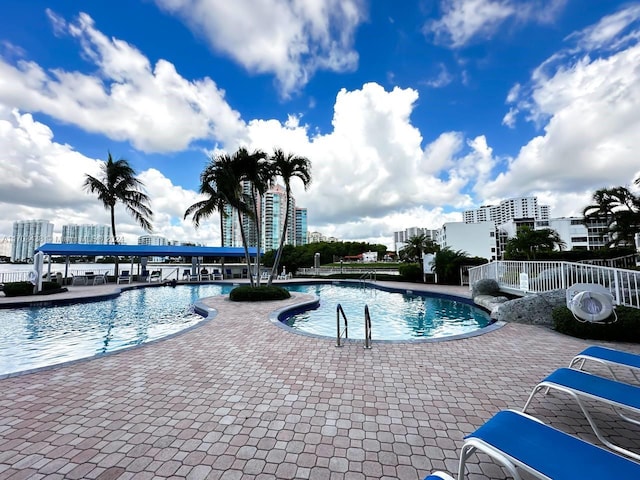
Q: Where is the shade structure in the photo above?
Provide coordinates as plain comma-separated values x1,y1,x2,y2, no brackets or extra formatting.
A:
35,243,258,258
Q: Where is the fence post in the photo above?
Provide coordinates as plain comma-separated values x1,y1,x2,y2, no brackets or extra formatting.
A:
560,262,566,290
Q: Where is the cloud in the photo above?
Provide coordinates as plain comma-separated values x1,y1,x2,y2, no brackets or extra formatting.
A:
0,107,218,245
153,0,366,97
0,11,247,153
240,83,481,233
425,0,567,48
422,63,453,88
485,6,640,210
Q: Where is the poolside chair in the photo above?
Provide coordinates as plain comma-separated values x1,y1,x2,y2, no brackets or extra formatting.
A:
523,367,640,460
149,270,162,283
117,270,132,284
200,269,210,281
139,269,150,282
570,345,640,384
458,409,640,480
182,269,190,281
92,273,107,285
211,269,223,280
225,268,233,279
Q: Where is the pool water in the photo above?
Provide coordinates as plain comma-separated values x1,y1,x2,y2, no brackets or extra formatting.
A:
0,283,490,377
282,284,491,340
0,285,232,377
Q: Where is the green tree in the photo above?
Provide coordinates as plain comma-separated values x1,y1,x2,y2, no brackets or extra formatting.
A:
234,147,271,286
84,153,153,274
431,247,469,284
183,156,230,245
503,226,566,260
399,234,439,263
583,187,640,247
267,149,312,285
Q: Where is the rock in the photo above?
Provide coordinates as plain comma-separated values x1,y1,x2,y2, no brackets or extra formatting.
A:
493,289,566,326
471,279,500,297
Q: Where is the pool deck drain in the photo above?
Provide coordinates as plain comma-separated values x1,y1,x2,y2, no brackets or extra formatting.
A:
1,280,639,479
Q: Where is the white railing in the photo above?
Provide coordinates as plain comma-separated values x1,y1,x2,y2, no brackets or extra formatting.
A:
469,260,640,309
297,267,399,277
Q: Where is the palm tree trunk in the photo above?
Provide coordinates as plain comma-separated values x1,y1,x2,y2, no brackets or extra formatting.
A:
251,188,262,287
219,211,225,275
110,205,120,277
269,186,291,286
237,210,254,287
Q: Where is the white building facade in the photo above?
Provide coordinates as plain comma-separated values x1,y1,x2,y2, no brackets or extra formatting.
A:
61,224,111,244
436,222,497,261
11,220,54,262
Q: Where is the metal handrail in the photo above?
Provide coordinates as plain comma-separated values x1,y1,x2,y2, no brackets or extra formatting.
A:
359,270,377,285
364,305,372,349
336,304,348,347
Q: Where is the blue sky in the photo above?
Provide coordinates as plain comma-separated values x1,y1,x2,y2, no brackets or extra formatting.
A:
1,0,639,250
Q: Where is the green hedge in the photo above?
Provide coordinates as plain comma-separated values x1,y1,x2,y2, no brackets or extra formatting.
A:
2,281,61,297
398,263,423,282
229,285,291,302
552,306,640,343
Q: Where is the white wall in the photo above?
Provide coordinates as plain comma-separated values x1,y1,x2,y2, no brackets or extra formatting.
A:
438,221,497,260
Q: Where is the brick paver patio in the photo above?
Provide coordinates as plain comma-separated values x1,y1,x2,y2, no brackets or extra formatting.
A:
1,281,639,479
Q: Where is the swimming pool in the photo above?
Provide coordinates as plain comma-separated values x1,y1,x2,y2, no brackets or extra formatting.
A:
0,282,491,377
280,283,491,341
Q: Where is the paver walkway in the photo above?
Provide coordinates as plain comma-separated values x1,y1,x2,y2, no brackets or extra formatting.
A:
1,282,639,479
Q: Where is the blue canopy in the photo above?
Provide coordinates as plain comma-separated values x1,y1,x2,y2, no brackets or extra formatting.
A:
35,243,258,258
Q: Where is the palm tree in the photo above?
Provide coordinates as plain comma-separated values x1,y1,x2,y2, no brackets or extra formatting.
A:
583,187,640,247
503,226,566,259
267,149,311,285
234,147,271,286
399,234,439,264
84,153,153,274
184,156,231,245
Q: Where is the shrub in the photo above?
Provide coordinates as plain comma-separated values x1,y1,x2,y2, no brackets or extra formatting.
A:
2,281,35,297
229,285,291,302
398,263,422,283
552,305,640,343
2,281,64,297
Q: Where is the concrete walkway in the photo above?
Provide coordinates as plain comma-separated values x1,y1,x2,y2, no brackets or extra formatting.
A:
1,281,639,479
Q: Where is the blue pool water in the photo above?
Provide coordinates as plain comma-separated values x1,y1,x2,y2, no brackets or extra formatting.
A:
282,284,491,340
0,283,490,376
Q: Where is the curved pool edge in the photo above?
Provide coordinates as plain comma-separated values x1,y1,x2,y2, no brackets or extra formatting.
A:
268,282,505,343
0,298,218,381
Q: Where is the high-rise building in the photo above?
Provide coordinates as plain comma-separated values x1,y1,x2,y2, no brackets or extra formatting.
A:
295,208,308,246
61,224,111,244
11,220,54,262
138,234,168,246
223,181,306,250
463,197,549,225
393,227,439,253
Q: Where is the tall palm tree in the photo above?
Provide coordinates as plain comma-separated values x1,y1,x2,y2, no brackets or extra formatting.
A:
84,153,153,274
234,147,271,286
399,234,439,264
184,156,231,245
267,149,311,285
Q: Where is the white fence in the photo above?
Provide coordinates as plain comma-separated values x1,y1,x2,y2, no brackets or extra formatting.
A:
468,260,640,309
297,267,399,277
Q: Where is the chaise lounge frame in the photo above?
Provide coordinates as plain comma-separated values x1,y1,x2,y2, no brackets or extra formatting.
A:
570,345,640,384
523,367,640,460
458,409,640,480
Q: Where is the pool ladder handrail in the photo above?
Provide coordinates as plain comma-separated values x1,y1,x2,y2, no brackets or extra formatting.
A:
336,303,372,349
336,304,348,347
359,270,376,286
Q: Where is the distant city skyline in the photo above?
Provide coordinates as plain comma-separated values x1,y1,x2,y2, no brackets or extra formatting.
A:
1,2,639,251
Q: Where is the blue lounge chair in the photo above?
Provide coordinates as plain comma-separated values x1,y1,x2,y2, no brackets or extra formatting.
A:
458,409,640,480
571,345,640,383
523,367,640,460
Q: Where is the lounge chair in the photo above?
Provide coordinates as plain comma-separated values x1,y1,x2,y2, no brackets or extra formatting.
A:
182,269,190,281
92,273,107,285
423,473,454,480
200,270,210,281
117,270,132,284
570,345,640,384
211,269,223,280
225,268,233,279
458,409,640,480
523,367,640,460
149,270,162,283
